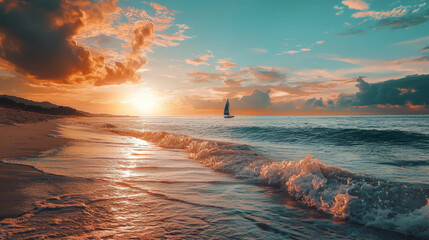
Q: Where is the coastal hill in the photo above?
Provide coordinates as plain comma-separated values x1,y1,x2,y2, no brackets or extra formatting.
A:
0,95,88,116
0,95,90,125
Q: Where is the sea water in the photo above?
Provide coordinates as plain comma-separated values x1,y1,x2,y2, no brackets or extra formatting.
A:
1,115,428,239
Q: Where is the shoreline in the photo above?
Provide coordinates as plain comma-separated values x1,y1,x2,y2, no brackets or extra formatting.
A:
0,119,70,220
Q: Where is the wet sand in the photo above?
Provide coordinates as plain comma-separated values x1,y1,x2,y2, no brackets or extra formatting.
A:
0,118,70,220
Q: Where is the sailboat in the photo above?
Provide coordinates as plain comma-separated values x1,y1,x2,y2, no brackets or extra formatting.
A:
224,99,234,118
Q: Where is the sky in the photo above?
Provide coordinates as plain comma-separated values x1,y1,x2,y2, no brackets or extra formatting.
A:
0,0,428,115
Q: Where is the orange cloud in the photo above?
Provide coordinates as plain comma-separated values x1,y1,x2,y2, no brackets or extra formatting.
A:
185,54,214,66
285,50,299,54
407,103,425,109
222,79,244,87
176,24,190,29
0,0,188,86
216,59,237,71
352,7,407,19
187,72,223,83
150,2,170,13
342,0,369,10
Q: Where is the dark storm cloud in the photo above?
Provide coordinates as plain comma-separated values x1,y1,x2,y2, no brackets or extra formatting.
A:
376,9,429,30
305,98,326,108
334,94,355,108
0,0,93,81
270,75,429,113
353,74,429,106
231,90,271,110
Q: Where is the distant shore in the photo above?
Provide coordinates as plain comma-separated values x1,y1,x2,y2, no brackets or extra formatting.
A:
0,108,70,220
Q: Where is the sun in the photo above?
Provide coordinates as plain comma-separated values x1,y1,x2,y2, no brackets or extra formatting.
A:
129,91,160,115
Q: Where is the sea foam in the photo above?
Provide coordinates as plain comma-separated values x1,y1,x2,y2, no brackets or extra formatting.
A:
108,128,429,238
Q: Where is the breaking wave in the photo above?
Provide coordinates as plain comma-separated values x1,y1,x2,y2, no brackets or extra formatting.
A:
108,128,429,238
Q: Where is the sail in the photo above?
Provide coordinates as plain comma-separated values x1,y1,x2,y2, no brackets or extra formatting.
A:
224,99,230,116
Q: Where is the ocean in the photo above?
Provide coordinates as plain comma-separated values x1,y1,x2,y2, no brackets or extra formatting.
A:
1,115,429,239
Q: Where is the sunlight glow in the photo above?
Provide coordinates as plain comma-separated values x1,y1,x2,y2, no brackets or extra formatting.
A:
128,90,161,115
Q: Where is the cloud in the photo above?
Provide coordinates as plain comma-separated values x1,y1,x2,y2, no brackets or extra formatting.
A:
222,79,244,87
321,55,378,65
395,36,429,45
185,54,214,66
156,29,191,47
337,28,366,37
352,7,407,20
304,97,327,110
251,48,268,53
176,24,190,29
0,0,111,82
412,3,427,14
334,5,344,15
272,75,429,114
187,65,287,85
91,22,154,86
216,59,237,71
341,3,428,32
123,4,190,48
243,66,287,83
184,90,272,112
413,55,429,62
187,72,222,83
0,0,187,86
375,9,429,29
421,46,429,51
342,0,369,10
282,44,321,55
353,75,429,106
254,70,286,83
285,50,299,54
182,73,429,115
150,2,170,13
234,90,271,110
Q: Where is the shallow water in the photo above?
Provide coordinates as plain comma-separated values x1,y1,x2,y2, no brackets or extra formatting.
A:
1,115,428,239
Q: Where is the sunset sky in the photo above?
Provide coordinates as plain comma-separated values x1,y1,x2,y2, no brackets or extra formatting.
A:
0,0,428,115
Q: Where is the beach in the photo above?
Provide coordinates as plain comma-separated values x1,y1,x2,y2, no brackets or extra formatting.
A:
0,108,69,220
1,0,429,238
1,115,428,239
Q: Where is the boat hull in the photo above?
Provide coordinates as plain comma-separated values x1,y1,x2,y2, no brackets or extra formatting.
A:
224,115,235,118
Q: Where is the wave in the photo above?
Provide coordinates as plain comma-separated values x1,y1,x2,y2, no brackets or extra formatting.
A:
229,126,429,148
379,160,429,167
107,128,429,238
